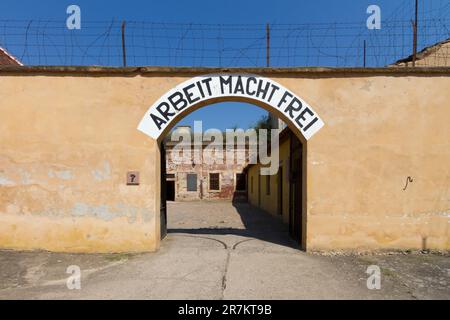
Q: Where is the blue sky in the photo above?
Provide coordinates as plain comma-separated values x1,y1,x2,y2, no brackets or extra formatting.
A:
0,0,397,23
1,0,448,130
0,0,438,25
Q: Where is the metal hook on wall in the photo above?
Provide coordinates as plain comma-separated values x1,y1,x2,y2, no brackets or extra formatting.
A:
403,176,413,191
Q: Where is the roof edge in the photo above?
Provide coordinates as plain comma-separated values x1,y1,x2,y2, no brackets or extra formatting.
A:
0,47,24,66
392,37,450,65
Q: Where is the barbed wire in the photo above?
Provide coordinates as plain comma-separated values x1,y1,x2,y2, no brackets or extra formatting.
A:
0,16,449,67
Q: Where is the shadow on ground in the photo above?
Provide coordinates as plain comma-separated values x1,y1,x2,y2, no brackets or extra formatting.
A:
167,201,299,249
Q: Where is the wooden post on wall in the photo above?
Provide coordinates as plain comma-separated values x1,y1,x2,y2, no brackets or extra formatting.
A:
412,0,419,67
121,21,127,67
363,40,367,67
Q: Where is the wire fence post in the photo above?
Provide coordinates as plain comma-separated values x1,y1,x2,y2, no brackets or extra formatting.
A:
266,23,270,67
412,0,419,67
363,40,367,67
0,15,448,68
121,21,127,67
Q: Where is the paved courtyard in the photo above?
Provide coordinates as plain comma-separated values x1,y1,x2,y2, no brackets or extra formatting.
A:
0,201,448,299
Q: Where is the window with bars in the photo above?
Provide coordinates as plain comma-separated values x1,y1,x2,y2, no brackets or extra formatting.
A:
186,173,197,192
235,173,246,191
209,173,220,191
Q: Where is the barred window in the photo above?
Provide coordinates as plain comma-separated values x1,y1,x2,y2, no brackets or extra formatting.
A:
209,173,220,191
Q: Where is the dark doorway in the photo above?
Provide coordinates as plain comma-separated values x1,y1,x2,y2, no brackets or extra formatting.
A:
166,180,175,201
289,133,303,245
160,142,167,239
258,174,261,206
277,167,283,215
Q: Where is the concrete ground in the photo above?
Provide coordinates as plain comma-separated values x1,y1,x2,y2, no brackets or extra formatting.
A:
0,201,448,300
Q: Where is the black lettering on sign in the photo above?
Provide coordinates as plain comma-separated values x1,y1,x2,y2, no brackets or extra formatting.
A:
156,102,175,121
183,83,200,104
256,80,270,100
220,76,233,94
285,97,303,119
303,116,319,131
294,107,309,128
202,78,213,96
234,76,245,94
295,107,318,131
168,91,188,111
246,77,257,96
267,84,280,102
196,81,205,98
140,75,323,139
300,107,319,131
150,113,166,130
278,91,293,108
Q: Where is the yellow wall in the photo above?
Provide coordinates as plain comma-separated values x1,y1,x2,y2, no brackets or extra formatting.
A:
247,166,258,208
247,135,291,225
0,75,161,252
305,75,449,250
0,68,449,252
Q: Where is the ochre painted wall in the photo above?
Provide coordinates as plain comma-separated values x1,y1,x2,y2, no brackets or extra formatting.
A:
303,75,450,250
0,75,162,252
247,134,291,224
0,69,449,252
247,165,280,216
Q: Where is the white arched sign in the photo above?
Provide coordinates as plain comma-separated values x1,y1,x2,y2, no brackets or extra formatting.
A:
138,74,324,140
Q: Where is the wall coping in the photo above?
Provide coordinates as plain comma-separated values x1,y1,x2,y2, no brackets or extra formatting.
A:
0,66,449,77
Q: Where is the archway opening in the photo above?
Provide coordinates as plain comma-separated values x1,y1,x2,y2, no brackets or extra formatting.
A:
158,100,307,249
138,74,324,251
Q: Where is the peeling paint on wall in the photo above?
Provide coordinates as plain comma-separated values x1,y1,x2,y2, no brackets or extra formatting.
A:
91,161,111,181
71,202,151,224
48,169,73,180
19,170,34,184
360,80,373,92
140,208,153,223
0,174,15,186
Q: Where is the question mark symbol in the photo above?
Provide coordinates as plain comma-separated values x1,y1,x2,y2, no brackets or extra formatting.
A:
130,174,136,183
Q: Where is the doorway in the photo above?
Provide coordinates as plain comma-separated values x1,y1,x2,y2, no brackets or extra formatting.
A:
157,100,308,249
277,167,283,216
166,180,175,201
289,132,303,245
160,142,167,239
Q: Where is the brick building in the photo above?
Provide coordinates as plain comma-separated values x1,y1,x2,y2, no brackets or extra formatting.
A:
164,126,251,202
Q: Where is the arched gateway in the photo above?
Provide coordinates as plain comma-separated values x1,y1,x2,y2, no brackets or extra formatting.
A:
137,74,324,141
138,74,325,247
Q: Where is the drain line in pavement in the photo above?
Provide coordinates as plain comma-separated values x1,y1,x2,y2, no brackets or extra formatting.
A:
169,234,228,249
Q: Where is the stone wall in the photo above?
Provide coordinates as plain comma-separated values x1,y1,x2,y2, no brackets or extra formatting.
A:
166,142,248,201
